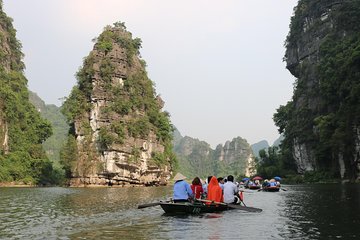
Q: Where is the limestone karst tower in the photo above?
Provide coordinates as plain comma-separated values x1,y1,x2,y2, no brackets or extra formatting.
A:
61,22,175,186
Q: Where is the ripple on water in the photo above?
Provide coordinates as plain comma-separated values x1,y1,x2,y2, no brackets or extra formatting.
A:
1,184,360,239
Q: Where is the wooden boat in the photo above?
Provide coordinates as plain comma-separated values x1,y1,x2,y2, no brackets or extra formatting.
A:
248,184,261,190
138,199,262,214
262,186,280,192
159,201,262,214
159,202,231,214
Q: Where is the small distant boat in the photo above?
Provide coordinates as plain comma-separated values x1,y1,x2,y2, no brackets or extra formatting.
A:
262,186,280,192
248,184,261,190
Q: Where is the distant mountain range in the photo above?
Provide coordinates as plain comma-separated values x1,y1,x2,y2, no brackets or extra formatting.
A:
29,91,279,180
173,128,255,179
250,135,284,158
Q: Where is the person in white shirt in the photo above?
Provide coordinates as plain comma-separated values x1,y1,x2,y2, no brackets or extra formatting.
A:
223,175,240,204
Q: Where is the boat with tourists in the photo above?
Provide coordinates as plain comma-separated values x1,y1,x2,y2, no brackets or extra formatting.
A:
261,177,282,192
138,200,262,214
137,173,262,215
246,176,262,190
248,184,261,190
262,185,280,192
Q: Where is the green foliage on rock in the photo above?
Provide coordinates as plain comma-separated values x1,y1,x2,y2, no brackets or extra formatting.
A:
59,135,78,178
0,6,57,185
275,0,360,180
29,92,69,166
110,122,125,144
98,126,115,150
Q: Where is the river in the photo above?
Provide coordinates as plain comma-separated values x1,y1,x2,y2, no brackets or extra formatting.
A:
0,184,359,239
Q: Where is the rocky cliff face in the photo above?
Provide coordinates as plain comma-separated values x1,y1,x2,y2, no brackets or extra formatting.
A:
173,130,215,178
217,138,248,164
0,114,8,154
214,137,254,175
61,23,174,186
280,0,360,180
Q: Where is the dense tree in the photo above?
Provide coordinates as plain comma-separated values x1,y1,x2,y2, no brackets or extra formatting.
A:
0,5,56,185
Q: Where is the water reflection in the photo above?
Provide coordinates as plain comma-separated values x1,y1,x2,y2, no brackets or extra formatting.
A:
0,184,359,239
280,184,360,239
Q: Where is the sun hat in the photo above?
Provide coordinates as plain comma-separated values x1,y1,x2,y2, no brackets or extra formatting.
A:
173,173,187,181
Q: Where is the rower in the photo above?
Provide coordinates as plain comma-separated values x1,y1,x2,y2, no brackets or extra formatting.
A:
172,173,193,203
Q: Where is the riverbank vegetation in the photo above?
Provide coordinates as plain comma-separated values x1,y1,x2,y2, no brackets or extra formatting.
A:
255,146,342,184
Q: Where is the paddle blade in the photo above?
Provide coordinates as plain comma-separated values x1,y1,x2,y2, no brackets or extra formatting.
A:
138,202,160,209
228,204,262,213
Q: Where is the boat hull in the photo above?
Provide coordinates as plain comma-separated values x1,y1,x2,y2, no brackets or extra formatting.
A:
160,202,232,214
262,186,280,192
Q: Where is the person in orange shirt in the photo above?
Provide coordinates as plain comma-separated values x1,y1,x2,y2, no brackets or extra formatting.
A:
206,176,224,203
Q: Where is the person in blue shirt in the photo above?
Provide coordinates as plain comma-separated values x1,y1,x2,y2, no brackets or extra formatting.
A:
217,177,225,190
173,173,193,203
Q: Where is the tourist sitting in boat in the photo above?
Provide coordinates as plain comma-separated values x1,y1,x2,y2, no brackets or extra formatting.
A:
268,179,275,186
247,180,261,189
191,177,204,199
207,176,223,204
173,173,193,203
262,179,270,187
202,176,212,197
223,175,240,204
217,177,225,190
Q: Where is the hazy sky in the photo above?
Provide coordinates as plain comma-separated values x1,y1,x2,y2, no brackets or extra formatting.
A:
3,0,298,147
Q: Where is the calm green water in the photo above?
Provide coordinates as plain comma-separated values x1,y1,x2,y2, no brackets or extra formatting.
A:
0,184,359,239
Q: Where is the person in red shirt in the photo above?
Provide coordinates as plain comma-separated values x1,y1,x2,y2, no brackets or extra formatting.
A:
207,176,224,203
191,177,204,199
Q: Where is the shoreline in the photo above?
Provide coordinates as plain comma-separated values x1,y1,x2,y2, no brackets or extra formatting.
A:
0,183,36,187
0,183,171,188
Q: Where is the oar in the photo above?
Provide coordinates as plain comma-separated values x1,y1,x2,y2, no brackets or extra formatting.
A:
196,199,228,206
138,200,170,209
197,199,262,213
239,189,254,194
239,199,247,207
138,202,162,209
281,188,287,191
238,191,247,207
227,204,262,213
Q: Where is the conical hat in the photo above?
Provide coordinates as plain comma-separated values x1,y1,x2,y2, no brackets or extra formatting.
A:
173,173,187,181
